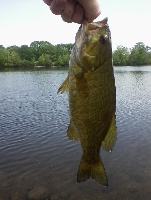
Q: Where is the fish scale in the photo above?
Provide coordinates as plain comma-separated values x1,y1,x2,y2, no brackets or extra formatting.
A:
58,18,116,186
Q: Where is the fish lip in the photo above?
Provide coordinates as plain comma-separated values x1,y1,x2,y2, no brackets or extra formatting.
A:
82,17,108,28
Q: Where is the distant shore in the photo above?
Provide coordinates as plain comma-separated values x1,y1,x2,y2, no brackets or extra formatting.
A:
0,41,151,69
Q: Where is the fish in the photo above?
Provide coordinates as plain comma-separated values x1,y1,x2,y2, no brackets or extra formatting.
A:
58,18,116,186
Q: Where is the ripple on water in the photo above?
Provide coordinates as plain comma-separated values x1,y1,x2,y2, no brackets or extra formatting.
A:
0,69,151,199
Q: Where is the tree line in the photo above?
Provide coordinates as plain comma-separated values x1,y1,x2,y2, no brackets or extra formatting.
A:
0,41,151,70
113,42,151,66
0,41,73,70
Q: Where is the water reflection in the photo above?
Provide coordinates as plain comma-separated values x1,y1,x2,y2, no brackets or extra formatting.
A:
0,67,151,199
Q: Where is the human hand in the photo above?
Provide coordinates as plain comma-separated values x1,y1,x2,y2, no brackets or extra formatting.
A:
43,0,101,24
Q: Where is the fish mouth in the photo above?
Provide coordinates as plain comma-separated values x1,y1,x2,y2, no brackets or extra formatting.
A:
82,18,108,31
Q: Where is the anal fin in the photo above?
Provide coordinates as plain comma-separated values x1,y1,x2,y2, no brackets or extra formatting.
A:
67,121,79,141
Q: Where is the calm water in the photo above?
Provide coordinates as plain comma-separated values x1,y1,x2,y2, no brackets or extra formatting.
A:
0,66,151,199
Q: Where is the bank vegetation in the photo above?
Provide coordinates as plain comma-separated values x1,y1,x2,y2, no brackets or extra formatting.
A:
0,41,151,70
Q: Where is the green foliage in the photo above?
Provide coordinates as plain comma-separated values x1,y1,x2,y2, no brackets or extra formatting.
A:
54,54,70,66
30,41,55,61
113,46,130,66
5,51,21,67
38,54,52,67
0,41,151,69
113,42,151,66
0,48,7,67
7,45,20,54
0,45,5,49
18,45,32,61
0,41,73,69
128,42,150,65
0,48,21,68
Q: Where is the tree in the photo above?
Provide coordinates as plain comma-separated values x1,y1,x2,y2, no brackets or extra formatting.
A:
53,43,72,66
54,54,69,66
1,41,150,69
18,45,32,61
0,45,5,49
7,45,20,54
0,48,8,67
4,51,21,67
113,46,130,66
128,42,150,66
146,52,151,65
30,41,55,61
56,43,73,54
38,54,52,67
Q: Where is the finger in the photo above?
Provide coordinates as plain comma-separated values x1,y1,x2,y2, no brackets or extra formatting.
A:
50,0,68,15
61,14,72,23
72,3,84,24
78,0,101,22
61,0,75,23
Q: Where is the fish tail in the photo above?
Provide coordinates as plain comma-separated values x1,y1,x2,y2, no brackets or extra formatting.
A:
77,155,108,186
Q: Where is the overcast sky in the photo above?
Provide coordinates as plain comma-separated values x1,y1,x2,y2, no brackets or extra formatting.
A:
0,0,151,50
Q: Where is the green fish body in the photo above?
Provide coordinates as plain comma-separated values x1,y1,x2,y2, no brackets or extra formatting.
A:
58,18,116,186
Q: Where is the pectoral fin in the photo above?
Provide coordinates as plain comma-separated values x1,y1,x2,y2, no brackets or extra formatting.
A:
101,114,117,152
72,60,89,97
57,75,69,94
67,121,79,141
72,60,83,78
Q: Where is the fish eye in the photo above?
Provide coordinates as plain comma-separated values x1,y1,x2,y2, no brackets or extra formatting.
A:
100,35,108,44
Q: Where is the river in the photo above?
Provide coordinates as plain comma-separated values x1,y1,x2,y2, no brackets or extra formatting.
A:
0,66,151,199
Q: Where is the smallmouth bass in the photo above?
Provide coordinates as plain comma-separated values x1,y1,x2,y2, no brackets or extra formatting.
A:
58,18,116,186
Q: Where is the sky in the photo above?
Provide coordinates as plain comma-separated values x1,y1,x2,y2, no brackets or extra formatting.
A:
0,0,151,50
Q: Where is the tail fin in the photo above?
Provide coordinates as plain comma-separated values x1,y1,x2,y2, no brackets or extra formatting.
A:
77,155,108,186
